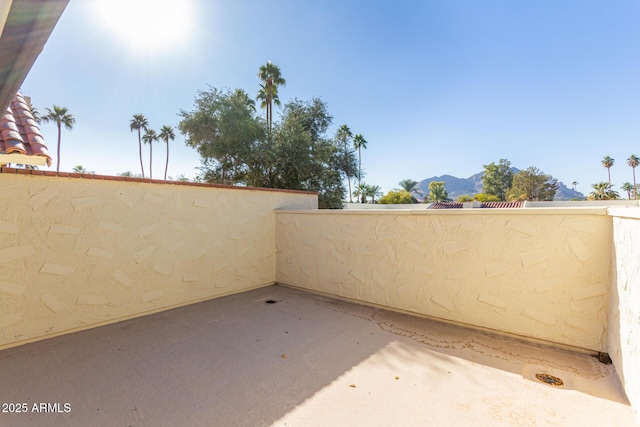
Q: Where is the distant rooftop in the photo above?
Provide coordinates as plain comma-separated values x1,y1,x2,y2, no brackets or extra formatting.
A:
428,201,524,209
0,90,51,167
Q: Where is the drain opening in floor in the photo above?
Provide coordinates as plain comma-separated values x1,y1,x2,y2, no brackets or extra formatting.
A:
265,300,277,304
535,373,564,387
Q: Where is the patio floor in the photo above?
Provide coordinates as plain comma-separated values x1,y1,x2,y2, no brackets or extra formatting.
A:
0,284,637,426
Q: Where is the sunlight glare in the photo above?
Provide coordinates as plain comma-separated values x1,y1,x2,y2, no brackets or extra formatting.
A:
93,0,193,53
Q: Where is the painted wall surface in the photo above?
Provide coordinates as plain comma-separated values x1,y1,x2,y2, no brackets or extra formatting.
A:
0,174,316,348
608,211,640,421
276,209,612,351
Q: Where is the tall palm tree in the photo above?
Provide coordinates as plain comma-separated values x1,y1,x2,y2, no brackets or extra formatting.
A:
158,125,175,180
588,182,619,200
571,181,578,192
336,124,354,202
130,114,149,178
601,156,614,184
621,182,633,200
142,129,158,179
42,105,75,173
353,134,367,198
628,155,640,199
257,61,286,133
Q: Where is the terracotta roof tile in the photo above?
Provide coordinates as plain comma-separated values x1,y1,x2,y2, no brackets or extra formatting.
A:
427,201,524,209
0,90,51,167
428,202,463,209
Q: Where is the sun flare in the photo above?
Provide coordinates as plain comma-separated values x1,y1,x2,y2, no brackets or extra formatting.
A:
93,0,193,52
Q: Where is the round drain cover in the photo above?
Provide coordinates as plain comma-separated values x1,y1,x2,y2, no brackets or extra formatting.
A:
535,373,564,387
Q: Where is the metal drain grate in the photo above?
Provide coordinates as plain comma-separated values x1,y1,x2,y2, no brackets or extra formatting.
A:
535,373,564,387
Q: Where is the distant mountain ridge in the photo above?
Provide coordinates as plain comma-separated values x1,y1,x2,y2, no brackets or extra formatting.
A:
417,168,583,201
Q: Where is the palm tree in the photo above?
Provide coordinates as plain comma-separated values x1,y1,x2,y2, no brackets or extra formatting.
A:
257,61,286,133
366,184,382,203
72,165,87,173
354,182,370,204
158,125,175,180
429,181,450,203
571,181,578,192
588,182,619,200
353,134,367,196
397,179,422,203
130,114,149,178
142,129,158,179
628,155,640,199
601,156,614,184
42,105,75,173
621,182,633,200
336,124,354,202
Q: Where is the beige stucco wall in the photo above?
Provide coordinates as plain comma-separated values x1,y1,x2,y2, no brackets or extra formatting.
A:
608,209,640,421
0,174,316,349
276,209,612,351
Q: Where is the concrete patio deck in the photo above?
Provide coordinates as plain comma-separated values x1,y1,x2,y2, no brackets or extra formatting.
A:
0,285,636,427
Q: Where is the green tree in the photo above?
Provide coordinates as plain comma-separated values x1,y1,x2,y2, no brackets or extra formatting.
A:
42,105,75,173
627,155,639,199
366,184,382,203
142,128,158,179
397,179,422,203
158,125,175,180
621,182,633,200
179,87,264,185
602,156,615,184
474,193,500,202
72,165,87,173
336,124,354,202
588,182,619,200
257,61,286,134
428,181,450,202
378,189,412,204
353,134,368,197
457,195,474,202
130,114,149,178
508,167,558,201
481,159,513,201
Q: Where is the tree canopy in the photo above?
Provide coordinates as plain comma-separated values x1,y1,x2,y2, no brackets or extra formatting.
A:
378,190,412,204
179,87,355,208
508,167,558,201
481,159,513,201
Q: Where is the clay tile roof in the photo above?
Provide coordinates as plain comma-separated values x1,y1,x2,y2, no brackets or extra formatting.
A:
481,201,524,208
0,91,51,167
428,202,463,209
427,201,525,209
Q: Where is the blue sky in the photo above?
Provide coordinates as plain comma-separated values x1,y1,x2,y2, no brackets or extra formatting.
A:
22,0,640,195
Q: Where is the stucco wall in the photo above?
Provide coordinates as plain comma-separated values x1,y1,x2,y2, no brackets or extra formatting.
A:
276,209,612,351
0,174,316,349
608,209,640,420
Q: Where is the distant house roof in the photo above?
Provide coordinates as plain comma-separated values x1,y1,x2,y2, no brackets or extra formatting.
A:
428,201,524,209
0,90,51,167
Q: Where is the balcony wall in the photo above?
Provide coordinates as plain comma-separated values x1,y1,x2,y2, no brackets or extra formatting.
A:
0,173,316,349
608,209,640,419
275,209,612,352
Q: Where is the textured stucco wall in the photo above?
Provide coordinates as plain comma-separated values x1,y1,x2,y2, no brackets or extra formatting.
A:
608,210,640,420
276,209,612,351
0,174,316,349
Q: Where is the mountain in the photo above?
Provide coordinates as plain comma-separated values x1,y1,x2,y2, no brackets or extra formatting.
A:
417,169,584,201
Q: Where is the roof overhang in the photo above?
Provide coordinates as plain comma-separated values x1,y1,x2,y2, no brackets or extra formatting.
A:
0,0,69,113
